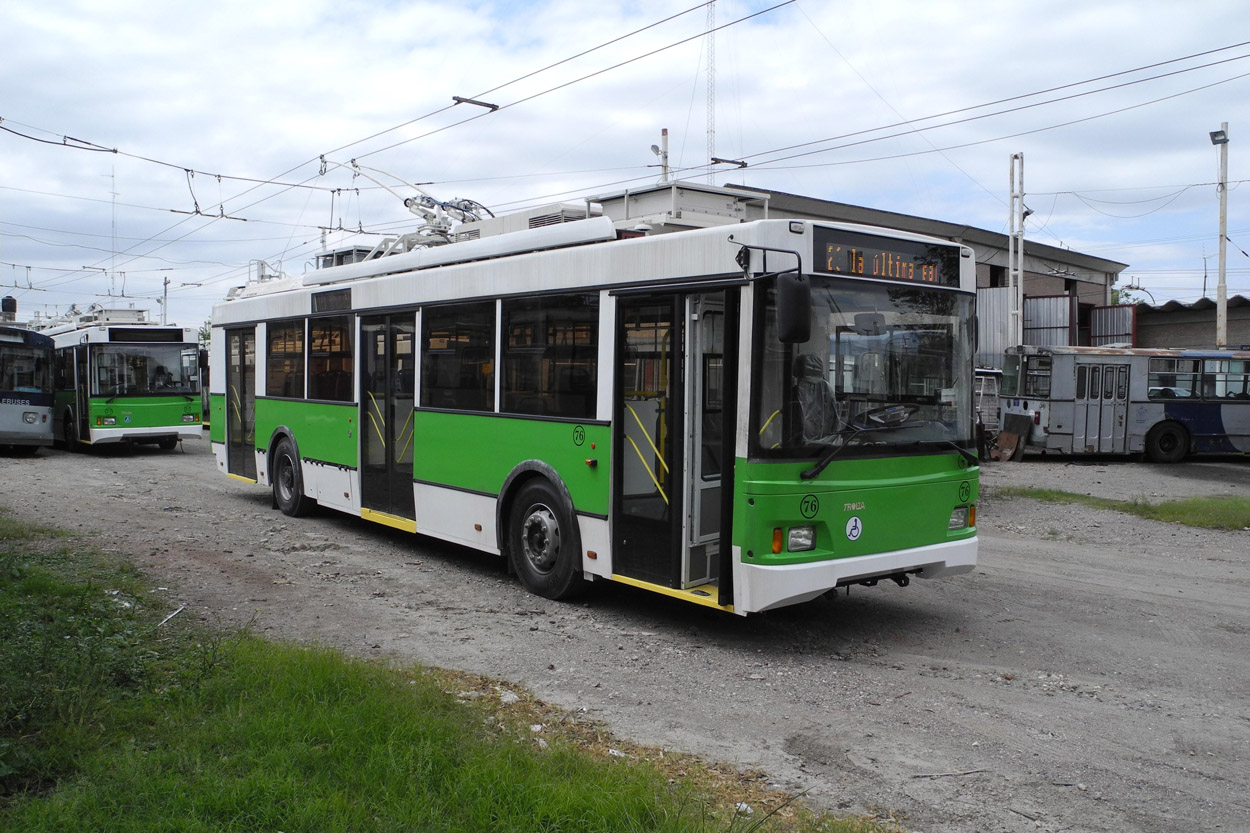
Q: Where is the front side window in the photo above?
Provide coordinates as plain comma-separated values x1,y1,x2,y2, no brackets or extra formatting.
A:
752,277,975,458
501,293,597,418
1023,357,1052,397
90,343,200,396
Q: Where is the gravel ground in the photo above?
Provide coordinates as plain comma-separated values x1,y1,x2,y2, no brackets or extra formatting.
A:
2,439,1247,833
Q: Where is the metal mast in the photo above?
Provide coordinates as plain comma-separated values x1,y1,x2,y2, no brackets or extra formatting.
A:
706,1,716,184
1009,153,1026,347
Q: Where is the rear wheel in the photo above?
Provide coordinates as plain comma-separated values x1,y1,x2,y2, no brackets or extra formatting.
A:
272,437,315,516
508,480,585,601
1145,421,1188,464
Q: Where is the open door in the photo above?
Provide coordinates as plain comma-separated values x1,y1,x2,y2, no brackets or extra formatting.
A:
360,314,416,524
613,290,737,595
225,327,256,479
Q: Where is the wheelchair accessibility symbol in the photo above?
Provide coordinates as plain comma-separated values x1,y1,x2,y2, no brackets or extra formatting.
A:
845,516,863,541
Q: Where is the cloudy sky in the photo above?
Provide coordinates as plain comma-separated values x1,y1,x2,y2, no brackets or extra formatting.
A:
1,0,1247,329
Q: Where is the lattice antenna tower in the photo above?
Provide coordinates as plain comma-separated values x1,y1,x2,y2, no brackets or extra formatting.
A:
706,0,715,184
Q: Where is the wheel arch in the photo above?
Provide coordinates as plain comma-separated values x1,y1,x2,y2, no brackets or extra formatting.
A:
495,461,580,556
264,425,302,484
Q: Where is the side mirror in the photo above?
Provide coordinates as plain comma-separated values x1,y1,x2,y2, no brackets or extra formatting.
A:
776,273,811,344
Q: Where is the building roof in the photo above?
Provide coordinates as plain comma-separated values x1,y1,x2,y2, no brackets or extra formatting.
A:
1137,294,1250,313
728,184,1129,278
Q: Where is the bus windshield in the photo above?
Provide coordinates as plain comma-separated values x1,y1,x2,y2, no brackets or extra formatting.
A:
753,277,975,458
1,345,52,394
91,344,201,397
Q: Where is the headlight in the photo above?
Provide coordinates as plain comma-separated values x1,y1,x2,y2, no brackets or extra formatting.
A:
787,525,816,552
23,412,37,424
102,416,117,425
182,414,198,423
948,506,970,530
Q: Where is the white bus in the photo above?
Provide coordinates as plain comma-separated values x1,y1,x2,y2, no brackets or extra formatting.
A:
0,325,54,454
210,214,980,614
1001,344,1250,462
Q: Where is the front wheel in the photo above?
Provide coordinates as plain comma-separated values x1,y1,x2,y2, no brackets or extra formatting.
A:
508,480,585,601
157,436,179,451
1145,421,1188,464
64,414,83,453
272,437,316,517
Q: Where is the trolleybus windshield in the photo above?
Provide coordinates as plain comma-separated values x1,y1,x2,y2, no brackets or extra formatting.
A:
90,344,201,397
753,277,975,458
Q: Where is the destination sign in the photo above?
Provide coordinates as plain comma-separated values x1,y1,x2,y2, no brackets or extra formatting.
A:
812,227,961,288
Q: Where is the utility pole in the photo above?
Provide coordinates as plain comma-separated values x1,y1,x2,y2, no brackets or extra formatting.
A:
1008,153,1027,347
1210,123,1229,348
162,276,170,324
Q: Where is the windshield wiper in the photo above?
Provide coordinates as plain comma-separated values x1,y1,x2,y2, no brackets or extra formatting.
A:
800,425,881,480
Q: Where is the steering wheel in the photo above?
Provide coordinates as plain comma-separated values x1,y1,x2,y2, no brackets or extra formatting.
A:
855,403,921,427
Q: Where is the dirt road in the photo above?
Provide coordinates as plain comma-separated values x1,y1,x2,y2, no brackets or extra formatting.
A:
2,439,1247,833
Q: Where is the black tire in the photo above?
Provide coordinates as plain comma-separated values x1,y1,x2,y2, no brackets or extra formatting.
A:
64,414,83,453
271,437,316,517
508,480,586,601
1145,421,1188,464
157,436,179,450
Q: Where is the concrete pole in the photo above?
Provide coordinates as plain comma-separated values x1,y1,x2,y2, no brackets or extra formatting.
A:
1216,122,1229,348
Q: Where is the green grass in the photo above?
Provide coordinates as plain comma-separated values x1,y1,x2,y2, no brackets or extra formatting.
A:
989,487,1250,530
0,509,889,833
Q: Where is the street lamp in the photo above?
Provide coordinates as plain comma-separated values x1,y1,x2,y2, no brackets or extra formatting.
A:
1210,123,1229,348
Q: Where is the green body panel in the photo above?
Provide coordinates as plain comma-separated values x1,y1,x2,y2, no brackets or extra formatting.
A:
413,411,610,516
209,394,225,443
733,454,978,566
255,399,358,468
85,396,200,433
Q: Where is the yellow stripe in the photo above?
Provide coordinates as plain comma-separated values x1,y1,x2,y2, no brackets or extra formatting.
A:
610,574,733,612
227,473,257,484
361,508,416,533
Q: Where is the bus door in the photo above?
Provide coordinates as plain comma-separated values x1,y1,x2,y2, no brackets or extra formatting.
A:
225,327,257,479
1074,362,1129,453
74,345,90,443
360,314,416,522
614,295,683,587
684,292,727,587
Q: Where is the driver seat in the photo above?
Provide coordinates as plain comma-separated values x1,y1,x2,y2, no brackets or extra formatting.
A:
794,353,841,442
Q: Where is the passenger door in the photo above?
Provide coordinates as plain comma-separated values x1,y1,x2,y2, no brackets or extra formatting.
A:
225,327,256,479
360,314,416,523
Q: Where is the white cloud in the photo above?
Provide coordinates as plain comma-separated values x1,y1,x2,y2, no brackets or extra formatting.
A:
1,0,1247,326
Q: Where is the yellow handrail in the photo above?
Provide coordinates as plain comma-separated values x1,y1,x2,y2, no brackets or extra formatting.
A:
624,435,668,505
624,402,669,475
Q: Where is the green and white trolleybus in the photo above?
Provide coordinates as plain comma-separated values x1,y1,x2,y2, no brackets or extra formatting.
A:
42,306,203,450
210,211,979,614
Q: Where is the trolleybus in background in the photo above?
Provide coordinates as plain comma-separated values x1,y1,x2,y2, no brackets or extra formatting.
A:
1001,344,1250,462
39,306,203,450
0,325,54,454
210,214,979,614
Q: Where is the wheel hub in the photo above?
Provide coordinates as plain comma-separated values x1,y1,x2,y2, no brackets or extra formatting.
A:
521,506,560,573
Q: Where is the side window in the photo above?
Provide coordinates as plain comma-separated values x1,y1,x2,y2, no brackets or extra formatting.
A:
501,293,598,419
308,316,353,402
266,320,305,398
421,302,496,412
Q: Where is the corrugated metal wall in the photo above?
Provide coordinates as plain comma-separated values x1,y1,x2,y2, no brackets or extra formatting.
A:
1090,304,1136,345
976,287,1012,367
1023,295,1074,346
